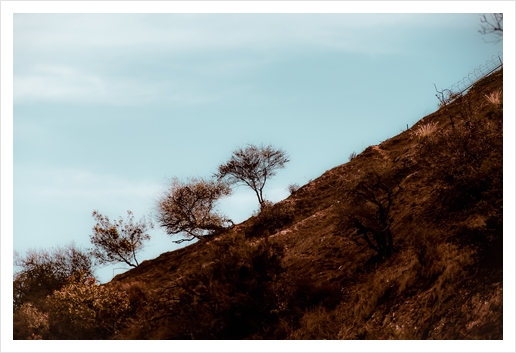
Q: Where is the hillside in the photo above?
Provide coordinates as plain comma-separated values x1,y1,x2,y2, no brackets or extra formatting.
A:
109,69,503,340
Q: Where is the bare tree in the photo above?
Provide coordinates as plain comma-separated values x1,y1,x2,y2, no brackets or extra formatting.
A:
339,166,403,261
156,177,233,243
479,13,503,42
90,210,153,268
351,175,398,260
216,144,290,207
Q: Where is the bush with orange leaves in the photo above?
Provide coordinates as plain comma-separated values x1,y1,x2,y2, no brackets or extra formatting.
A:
45,274,130,339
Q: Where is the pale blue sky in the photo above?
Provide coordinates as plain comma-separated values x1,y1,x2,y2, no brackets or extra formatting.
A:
2,1,516,352
10,13,506,283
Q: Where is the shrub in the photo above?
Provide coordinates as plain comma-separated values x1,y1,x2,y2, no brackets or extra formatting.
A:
287,183,300,195
45,275,130,339
13,243,95,311
411,227,476,302
415,102,502,220
148,233,286,339
13,303,49,340
155,177,233,243
429,243,475,304
340,165,403,261
245,201,295,238
348,151,357,161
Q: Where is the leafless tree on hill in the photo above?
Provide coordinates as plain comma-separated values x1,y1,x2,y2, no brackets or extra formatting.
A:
479,13,503,43
215,144,290,208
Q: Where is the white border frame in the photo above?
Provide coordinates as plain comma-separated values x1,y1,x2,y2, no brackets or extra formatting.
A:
1,2,514,352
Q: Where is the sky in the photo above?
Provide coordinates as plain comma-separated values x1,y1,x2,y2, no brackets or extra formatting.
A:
2,1,515,352
7,11,509,282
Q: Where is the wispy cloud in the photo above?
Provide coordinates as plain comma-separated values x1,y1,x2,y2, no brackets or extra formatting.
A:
15,165,161,214
15,13,475,106
14,13,472,56
14,64,163,105
14,61,257,106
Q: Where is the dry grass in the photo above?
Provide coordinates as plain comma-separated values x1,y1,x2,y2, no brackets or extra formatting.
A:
105,69,503,340
429,243,475,304
410,121,438,141
484,89,502,105
289,305,340,339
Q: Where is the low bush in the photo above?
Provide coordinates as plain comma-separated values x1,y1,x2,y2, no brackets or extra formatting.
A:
13,243,95,311
45,275,131,339
338,164,404,261
142,233,286,339
245,201,295,238
287,183,300,195
13,303,49,340
416,99,502,222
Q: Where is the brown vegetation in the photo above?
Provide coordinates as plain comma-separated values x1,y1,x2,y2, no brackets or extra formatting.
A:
14,69,503,340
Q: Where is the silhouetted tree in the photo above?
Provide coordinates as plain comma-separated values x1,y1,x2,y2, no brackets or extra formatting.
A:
479,13,503,42
216,144,290,207
90,210,153,268
156,177,233,243
342,166,403,261
355,175,397,259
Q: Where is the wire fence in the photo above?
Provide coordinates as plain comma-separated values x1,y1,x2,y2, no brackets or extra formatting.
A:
434,52,503,106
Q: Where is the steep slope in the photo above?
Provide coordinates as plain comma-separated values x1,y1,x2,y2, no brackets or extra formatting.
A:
110,69,503,340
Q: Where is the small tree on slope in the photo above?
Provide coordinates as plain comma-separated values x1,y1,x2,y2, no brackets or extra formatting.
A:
155,177,233,243
216,144,290,208
90,210,153,268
